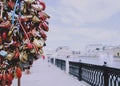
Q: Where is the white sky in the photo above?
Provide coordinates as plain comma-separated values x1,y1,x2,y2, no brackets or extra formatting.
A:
44,0,120,51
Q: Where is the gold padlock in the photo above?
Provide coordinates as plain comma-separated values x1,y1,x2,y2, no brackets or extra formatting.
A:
6,52,15,61
24,0,35,4
33,38,42,48
30,48,36,54
39,49,44,54
20,51,28,62
0,45,3,50
32,16,41,23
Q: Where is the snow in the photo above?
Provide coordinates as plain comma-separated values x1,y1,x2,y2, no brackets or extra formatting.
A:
12,59,90,86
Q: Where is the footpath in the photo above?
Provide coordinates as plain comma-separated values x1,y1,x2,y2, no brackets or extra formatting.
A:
12,59,90,86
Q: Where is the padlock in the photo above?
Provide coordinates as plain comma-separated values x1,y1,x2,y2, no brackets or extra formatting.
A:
33,38,42,48
0,20,11,29
24,0,35,4
21,3,27,14
38,12,50,21
31,4,43,11
2,32,7,40
0,2,3,21
8,26,19,38
0,50,7,57
32,15,41,23
38,1,46,11
15,67,22,79
26,42,33,49
39,48,44,54
7,0,15,10
14,51,19,59
0,36,2,45
7,72,13,81
20,15,33,22
0,73,2,80
6,35,13,43
6,52,15,61
30,28,37,36
30,48,36,54
39,22,49,32
20,51,28,62
39,30,47,40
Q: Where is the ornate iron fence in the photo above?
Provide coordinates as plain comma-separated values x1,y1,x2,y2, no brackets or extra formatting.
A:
69,62,120,86
55,59,66,71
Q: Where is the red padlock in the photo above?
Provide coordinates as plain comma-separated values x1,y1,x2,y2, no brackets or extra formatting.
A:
0,73,2,80
12,41,20,47
16,67,22,79
7,73,13,85
7,0,15,9
40,30,47,40
38,12,50,21
39,1,46,11
14,51,19,59
2,32,7,40
3,73,7,81
0,21,11,29
7,72,13,81
26,42,33,49
39,22,49,32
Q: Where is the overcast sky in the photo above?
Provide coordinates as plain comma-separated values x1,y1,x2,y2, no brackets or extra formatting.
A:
44,0,120,51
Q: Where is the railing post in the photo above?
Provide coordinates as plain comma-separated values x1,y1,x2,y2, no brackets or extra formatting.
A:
18,78,21,86
103,66,109,86
60,60,62,70
78,63,82,81
66,59,69,74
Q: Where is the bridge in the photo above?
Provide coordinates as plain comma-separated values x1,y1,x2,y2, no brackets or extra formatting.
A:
12,57,120,86
12,59,89,86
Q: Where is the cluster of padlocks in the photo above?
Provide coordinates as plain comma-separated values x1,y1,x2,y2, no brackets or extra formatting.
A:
0,0,50,85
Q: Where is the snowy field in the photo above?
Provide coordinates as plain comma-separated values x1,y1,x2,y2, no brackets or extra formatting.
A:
12,59,90,86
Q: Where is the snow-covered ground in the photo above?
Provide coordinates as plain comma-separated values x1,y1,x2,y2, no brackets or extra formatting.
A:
12,59,90,86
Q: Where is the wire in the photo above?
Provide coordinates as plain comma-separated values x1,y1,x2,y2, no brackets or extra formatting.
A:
18,18,30,42
12,0,19,25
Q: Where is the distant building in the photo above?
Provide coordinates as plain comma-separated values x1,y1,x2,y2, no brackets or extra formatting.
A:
84,44,104,57
111,47,120,58
55,46,72,58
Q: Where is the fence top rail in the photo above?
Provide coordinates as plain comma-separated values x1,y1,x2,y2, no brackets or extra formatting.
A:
55,59,66,62
69,61,120,74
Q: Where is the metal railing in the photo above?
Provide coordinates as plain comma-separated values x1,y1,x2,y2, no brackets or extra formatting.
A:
49,58,120,86
55,59,66,71
69,61,120,86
